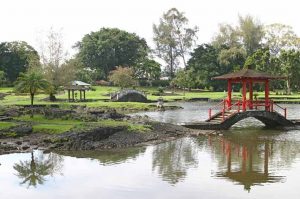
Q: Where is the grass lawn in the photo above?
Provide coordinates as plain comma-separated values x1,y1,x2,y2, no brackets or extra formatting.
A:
1,86,300,111
13,114,151,134
0,121,16,130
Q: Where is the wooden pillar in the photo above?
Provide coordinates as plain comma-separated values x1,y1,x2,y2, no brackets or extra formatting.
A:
242,80,247,111
68,89,70,102
83,90,86,101
265,80,269,111
79,90,82,101
227,80,232,109
249,80,253,109
72,90,75,102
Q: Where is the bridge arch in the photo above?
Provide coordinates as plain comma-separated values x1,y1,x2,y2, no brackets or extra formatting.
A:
111,89,147,102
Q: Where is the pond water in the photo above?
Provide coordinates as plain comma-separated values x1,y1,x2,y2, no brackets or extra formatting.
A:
1,102,300,199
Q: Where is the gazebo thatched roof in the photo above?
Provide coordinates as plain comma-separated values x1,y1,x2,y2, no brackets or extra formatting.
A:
212,68,286,80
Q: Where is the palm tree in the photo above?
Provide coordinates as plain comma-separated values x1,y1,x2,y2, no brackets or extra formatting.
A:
15,71,50,106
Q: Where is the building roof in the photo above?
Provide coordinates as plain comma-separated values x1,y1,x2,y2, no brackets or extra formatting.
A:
212,68,286,80
71,80,91,86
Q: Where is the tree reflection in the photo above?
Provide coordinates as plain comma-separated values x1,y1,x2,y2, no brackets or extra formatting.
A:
152,138,198,184
13,151,63,188
205,129,300,191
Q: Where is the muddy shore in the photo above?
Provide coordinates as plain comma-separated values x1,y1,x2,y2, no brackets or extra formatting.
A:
0,121,212,155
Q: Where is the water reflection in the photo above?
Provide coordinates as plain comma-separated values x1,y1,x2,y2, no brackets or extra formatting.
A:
203,129,300,191
152,138,198,184
56,147,146,165
13,151,63,188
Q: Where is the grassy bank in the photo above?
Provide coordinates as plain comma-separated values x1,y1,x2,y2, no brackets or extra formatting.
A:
3,114,151,135
1,86,300,112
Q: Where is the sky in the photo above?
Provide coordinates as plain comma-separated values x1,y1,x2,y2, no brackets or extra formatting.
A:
1,0,300,56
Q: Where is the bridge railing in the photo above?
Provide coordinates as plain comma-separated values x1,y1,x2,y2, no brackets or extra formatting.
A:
272,102,287,118
208,99,287,120
208,99,226,120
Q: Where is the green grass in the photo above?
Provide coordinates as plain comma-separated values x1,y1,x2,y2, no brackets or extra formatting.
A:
0,121,16,130
2,86,300,111
14,115,151,134
15,114,82,125
32,124,74,134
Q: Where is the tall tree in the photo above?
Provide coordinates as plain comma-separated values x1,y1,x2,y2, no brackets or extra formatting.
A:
212,15,264,69
238,15,265,55
278,50,300,94
76,28,149,79
153,8,198,77
187,44,226,91
0,41,39,83
264,23,300,55
38,28,69,101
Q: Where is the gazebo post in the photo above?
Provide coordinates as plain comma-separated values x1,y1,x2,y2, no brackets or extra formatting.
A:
79,90,82,101
72,89,75,102
265,80,269,111
242,80,247,111
227,79,232,109
68,89,70,102
249,80,253,109
83,90,86,101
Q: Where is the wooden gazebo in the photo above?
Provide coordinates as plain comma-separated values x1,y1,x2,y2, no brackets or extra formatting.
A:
64,81,91,102
212,68,286,112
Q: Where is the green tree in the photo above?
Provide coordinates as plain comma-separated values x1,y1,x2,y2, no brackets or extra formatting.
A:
153,8,198,77
187,44,227,91
278,50,300,94
76,28,149,78
238,15,265,55
134,58,161,80
244,48,271,71
15,71,50,106
0,41,39,83
171,69,195,94
264,23,300,55
212,15,264,69
108,66,137,88
0,71,7,86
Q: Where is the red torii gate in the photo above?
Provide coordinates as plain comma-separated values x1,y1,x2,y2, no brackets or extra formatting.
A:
212,68,286,112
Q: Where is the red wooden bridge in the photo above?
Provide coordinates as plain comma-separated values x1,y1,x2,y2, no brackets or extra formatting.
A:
183,69,295,130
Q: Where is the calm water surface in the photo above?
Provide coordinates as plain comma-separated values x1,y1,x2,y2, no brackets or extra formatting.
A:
1,102,300,199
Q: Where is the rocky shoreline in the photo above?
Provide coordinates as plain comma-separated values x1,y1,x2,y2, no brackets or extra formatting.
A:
0,106,212,155
0,121,211,155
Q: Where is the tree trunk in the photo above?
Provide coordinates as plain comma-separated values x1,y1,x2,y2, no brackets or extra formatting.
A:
170,47,174,78
30,93,34,106
30,93,34,118
286,79,291,95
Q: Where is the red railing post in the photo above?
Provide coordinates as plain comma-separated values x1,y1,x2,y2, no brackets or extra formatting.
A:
238,100,240,112
209,108,212,119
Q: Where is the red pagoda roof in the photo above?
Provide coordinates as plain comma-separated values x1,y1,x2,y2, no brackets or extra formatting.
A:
213,68,286,80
